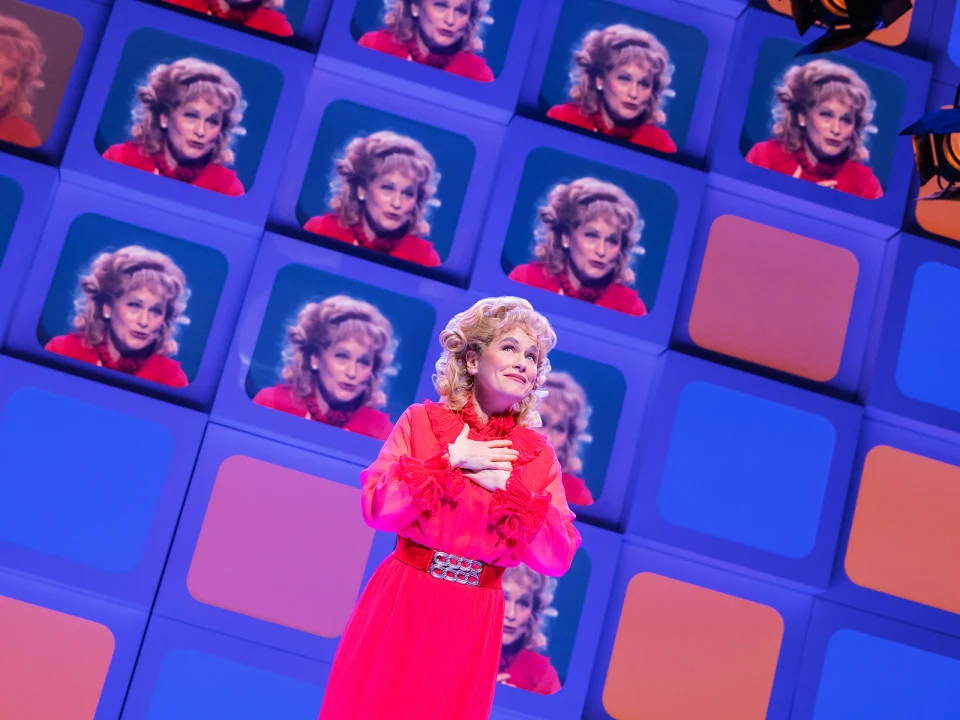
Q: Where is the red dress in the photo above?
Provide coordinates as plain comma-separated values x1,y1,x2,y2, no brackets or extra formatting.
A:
358,29,494,83
317,400,581,720
304,213,441,267
252,384,394,441
745,140,883,200
500,648,562,695
508,262,648,317
45,333,188,388
102,142,245,197
562,473,594,506
0,115,41,148
546,103,677,154
162,0,294,36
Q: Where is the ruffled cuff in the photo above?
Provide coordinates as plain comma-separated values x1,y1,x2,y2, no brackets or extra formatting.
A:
397,448,464,514
489,469,552,545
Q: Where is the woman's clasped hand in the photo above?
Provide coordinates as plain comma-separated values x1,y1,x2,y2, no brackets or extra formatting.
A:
448,424,519,491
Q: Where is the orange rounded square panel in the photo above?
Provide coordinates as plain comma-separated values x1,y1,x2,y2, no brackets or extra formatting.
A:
0,595,115,720
845,445,960,614
689,215,858,382
765,0,913,46
602,572,784,720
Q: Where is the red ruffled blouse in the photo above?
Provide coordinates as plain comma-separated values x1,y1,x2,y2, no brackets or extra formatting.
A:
745,139,883,200
303,213,441,267
45,333,188,388
162,0,294,36
500,648,562,695
102,141,245,197
252,384,394,441
546,103,677,154
0,115,41,148
358,29,494,83
562,473,594,507
509,262,648,317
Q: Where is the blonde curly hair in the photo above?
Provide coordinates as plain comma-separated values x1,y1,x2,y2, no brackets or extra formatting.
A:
569,24,674,125
770,58,877,163
433,296,557,427
281,295,398,408
533,177,644,286
0,14,45,120
130,57,246,166
540,372,592,475
503,564,559,654
72,245,190,356
329,131,440,237
380,0,492,53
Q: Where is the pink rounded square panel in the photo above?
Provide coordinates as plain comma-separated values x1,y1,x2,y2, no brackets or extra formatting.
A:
186,455,375,638
689,215,859,382
0,595,115,720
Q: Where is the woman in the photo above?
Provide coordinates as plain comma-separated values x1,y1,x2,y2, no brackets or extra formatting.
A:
498,564,562,695
304,131,442,267
547,24,676,154
745,59,883,199
317,296,581,720
509,177,648,317
102,57,247,196
358,0,494,82
45,246,190,388
0,14,45,148
161,0,294,37
253,295,396,441
536,372,594,507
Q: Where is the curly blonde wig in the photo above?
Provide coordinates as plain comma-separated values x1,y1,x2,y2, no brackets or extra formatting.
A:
771,58,877,163
433,296,557,427
540,372,592,475
0,14,45,119
329,131,440,237
503,564,559,654
381,0,492,53
569,24,674,125
72,245,190,356
130,57,246,166
533,177,644,286
281,295,398,408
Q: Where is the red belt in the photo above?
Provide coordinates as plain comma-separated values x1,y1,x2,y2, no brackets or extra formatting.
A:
392,537,505,589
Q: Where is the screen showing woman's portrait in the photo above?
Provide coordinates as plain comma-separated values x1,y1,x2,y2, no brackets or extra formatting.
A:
297,100,475,268
246,263,435,440
0,176,23,268
498,552,591,694
501,148,678,317
739,40,907,200
96,29,283,197
159,0,297,38
37,214,229,389
350,0,521,83
0,4,83,149
538,0,707,155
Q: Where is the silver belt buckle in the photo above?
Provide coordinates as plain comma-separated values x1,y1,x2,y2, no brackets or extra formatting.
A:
430,551,483,586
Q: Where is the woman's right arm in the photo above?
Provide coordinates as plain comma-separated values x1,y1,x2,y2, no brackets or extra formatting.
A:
360,406,463,532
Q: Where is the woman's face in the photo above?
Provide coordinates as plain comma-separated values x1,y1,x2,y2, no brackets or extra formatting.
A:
800,96,856,159
106,286,166,354
565,215,621,282
534,402,570,459
415,0,471,49
471,328,539,409
601,61,653,124
162,97,224,163
0,53,22,112
363,169,418,235
502,577,534,646
315,336,375,405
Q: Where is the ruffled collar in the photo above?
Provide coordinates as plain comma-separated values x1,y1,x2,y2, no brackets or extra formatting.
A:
794,146,847,181
350,223,403,255
304,393,358,428
96,341,149,375
556,266,611,303
406,36,460,69
589,111,643,141
424,398,545,466
153,149,204,183
205,0,257,22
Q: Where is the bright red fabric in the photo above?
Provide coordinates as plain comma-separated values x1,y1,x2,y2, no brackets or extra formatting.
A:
162,0,294,36
0,115,41,148
562,472,594,506
102,142,245,197
358,29,494,83
745,139,883,200
303,213,442,267
317,400,581,719
546,102,677,153
45,333,188,388
508,262,648,317
252,384,394,441
500,648,562,695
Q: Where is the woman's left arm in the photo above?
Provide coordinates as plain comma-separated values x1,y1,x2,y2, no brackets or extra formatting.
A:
489,450,581,577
